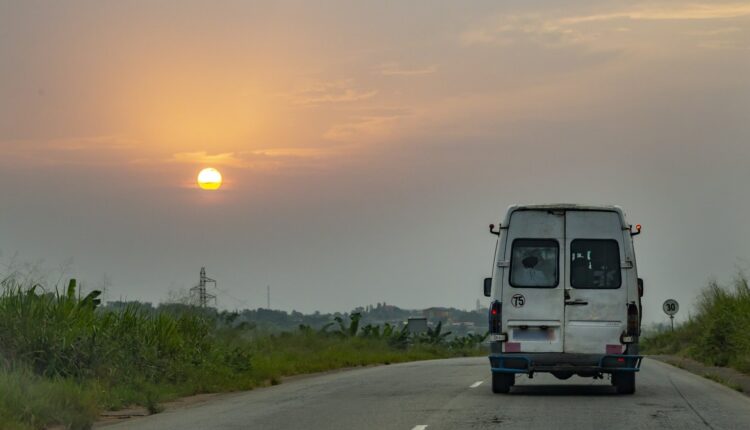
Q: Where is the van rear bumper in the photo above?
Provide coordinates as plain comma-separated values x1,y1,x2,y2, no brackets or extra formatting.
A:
489,353,642,374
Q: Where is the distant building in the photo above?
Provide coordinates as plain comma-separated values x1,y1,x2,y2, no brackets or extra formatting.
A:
406,317,428,334
423,307,450,321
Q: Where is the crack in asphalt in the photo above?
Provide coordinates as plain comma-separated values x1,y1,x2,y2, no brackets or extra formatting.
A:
668,375,714,429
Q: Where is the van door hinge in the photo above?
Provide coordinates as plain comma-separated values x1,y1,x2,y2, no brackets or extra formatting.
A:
497,260,510,268
621,259,634,269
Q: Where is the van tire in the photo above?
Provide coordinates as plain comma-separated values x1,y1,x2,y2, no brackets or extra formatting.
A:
492,372,514,394
612,372,635,394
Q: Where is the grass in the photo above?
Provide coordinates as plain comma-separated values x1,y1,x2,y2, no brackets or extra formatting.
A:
0,367,98,430
250,332,469,382
0,277,485,429
703,373,744,392
642,272,750,375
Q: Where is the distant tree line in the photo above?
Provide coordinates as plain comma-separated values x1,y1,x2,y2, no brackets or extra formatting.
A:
99,300,489,335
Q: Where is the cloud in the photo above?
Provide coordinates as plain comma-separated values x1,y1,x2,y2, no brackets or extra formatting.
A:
169,151,249,168
696,39,750,50
461,3,750,48
323,114,404,142
378,62,437,76
560,4,750,24
0,135,137,166
44,135,137,151
249,148,335,158
285,79,378,106
460,14,587,48
689,26,743,36
690,26,747,50
164,147,342,172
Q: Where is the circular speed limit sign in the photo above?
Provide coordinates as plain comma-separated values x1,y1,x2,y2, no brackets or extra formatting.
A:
662,299,679,316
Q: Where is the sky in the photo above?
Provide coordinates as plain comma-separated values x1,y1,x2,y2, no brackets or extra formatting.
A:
1,1,749,323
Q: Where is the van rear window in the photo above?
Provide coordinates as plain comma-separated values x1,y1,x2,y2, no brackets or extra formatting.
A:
510,239,559,288
570,240,621,289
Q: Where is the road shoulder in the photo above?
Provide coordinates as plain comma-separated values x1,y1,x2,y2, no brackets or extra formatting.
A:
94,361,404,428
649,354,750,397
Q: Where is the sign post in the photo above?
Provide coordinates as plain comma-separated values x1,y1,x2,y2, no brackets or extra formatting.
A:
662,299,679,331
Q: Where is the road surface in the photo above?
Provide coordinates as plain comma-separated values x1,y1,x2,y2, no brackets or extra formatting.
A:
102,357,750,430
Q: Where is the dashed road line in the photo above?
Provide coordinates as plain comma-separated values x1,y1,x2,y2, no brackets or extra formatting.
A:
411,426,428,430
470,381,484,388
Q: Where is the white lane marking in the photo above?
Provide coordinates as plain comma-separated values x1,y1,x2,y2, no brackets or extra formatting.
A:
470,381,484,388
411,426,428,430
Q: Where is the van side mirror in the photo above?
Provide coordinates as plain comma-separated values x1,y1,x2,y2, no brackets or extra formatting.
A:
483,278,492,297
638,278,644,297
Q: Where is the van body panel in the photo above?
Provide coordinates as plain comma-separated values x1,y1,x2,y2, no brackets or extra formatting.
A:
563,211,627,354
500,210,565,353
488,204,642,380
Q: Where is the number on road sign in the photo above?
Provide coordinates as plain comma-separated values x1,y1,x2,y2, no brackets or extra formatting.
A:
662,299,679,316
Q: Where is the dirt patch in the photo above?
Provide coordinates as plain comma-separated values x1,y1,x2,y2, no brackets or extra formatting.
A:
95,392,236,427
650,354,750,396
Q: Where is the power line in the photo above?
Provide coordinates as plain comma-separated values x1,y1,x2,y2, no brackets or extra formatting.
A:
213,284,251,309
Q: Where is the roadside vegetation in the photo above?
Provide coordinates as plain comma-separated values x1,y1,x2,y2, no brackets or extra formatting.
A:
0,276,487,430
642,272,750,375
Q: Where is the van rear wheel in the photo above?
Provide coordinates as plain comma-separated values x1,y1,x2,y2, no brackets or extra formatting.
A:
612,372,635,394
492,372,514,394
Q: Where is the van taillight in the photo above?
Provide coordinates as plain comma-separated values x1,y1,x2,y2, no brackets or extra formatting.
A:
489,301,502,333
627,303,639,336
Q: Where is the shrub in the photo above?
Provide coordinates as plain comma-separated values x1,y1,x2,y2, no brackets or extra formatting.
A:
642,272,750,373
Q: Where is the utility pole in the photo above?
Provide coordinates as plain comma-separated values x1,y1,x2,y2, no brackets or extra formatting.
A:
190,267,217,308
267,285,271,309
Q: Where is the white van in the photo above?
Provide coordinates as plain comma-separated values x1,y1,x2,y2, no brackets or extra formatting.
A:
483,204,643,394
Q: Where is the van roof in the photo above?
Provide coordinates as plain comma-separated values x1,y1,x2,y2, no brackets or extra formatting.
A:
503,204,629,228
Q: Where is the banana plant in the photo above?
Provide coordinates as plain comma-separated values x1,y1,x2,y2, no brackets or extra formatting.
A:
359,324,381,338
330,312,362,337
418,321,451,345
449,332,489,349
387,325,410,349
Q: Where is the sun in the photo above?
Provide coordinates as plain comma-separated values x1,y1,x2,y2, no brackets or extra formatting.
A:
197,167,222,190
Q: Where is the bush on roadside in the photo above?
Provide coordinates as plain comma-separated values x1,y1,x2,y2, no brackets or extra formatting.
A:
0,366,98,430
642,272,750,374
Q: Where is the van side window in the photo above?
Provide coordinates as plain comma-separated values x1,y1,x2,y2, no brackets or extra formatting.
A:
509,239,559,288
570,240,621,289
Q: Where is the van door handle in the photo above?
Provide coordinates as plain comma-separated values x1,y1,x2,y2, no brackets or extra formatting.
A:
565,300,589,306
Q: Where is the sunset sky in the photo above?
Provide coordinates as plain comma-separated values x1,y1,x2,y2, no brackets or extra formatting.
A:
2,1,749,323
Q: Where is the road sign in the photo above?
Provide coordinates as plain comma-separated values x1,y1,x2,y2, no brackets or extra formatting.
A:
662,299,679,316
663,299,679,331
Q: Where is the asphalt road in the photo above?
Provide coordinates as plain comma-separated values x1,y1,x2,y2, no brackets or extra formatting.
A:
102,357,750,430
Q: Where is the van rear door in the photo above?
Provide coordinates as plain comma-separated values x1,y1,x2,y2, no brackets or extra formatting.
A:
501,210,565,353
563,210,627,354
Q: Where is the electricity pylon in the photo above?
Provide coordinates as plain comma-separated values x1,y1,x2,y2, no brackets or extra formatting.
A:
190,267,217,308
